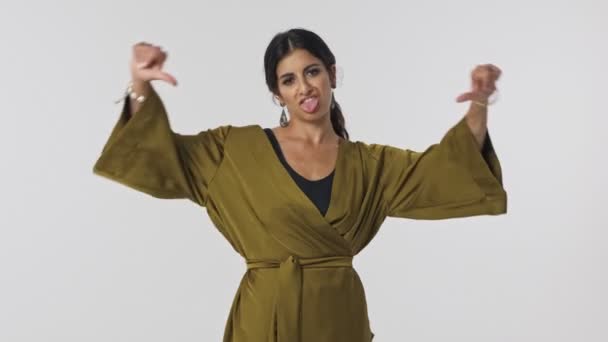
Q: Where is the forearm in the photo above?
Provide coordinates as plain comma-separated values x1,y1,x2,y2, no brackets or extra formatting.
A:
464,101,488,149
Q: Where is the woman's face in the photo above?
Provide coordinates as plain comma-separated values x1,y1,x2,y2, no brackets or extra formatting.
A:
275,48,336,125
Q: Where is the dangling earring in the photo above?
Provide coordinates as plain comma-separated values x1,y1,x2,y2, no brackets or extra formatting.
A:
331,92,336,110
279,104,289,127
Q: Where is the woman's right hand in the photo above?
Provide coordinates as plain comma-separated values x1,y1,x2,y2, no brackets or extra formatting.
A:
130,42,178,86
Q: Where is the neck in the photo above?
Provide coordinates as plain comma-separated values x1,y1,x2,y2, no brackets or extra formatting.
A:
282,116,339,146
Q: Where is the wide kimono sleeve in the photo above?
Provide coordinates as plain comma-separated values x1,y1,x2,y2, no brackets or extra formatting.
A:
374,116,507,220
92,86,231,207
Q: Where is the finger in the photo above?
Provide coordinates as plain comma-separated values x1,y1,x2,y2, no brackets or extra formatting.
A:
158,50,168,66
489,64,502,78
456,92,474,102
486,82,495,94
482,76,492,93
137,48,163,69
486,64,501,82
133,41,151,51
137,59,152,69
157,71,178,86
137,55,159,69
478,66,495,93
471,67,486,91
485,73,497,93
473,76,483,93
135,51,156,69
133,42,155,57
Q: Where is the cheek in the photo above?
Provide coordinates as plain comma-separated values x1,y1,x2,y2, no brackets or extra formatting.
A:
280,88,300,107
276,86,292,105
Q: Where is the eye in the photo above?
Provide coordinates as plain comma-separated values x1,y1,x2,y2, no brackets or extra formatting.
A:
281,68,320,86
307,68,320,76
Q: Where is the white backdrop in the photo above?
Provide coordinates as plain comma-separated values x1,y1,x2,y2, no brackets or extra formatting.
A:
2,0,606,341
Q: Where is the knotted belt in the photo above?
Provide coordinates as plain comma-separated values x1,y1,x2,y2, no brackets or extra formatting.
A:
246,255,354,342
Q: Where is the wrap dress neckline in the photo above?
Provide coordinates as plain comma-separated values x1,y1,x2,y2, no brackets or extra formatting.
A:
254,124,349,226
263,127,335,217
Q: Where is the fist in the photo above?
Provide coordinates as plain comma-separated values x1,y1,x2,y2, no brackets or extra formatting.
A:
130,42,178,86
456,64,501,103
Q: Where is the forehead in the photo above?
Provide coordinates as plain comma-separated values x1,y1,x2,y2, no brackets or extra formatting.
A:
276,48,322,74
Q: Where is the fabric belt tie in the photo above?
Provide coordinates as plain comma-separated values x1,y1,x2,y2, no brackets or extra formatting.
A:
246,255,354,342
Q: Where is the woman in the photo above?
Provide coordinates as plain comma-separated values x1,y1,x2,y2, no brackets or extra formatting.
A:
93,28,506,342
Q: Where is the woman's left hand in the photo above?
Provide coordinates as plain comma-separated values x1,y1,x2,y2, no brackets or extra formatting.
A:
455,64,502,103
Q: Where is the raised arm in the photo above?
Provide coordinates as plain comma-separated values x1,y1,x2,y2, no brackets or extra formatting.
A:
375,115,506,220
93,85,231,206
93,42,231,206
375,63,507,219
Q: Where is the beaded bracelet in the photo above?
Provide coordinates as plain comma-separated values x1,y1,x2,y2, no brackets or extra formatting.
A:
114,81,146,104
472,89,500,108
472,100,489,108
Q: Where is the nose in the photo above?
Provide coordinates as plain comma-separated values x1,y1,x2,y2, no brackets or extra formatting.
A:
297,77,313,95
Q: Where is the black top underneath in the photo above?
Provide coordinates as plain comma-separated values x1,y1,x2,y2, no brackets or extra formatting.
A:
263,128,333,216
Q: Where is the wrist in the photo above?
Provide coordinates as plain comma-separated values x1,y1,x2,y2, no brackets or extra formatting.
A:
127,80,150,104
130,79,150,91
471,100,488,108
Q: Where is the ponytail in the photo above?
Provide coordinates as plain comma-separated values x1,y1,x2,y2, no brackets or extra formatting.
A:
330,96,349,140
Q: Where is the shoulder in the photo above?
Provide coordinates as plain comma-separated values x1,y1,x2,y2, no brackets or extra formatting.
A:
224,124,262,140
350,140,392,161
351,139,419,165
202,124,264,149
197,123,261,139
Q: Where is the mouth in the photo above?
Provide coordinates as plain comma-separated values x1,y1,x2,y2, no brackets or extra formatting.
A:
299,96,320,113
299,95,318,104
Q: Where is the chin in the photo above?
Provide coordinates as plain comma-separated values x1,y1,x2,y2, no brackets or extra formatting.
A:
298,109,330,123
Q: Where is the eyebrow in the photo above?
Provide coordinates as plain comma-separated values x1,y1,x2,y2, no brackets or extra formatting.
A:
279,63,321,80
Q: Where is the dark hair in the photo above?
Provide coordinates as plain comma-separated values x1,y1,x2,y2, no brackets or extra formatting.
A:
263,28,349,140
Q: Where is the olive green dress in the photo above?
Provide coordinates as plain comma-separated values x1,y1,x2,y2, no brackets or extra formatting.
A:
93,87,507,342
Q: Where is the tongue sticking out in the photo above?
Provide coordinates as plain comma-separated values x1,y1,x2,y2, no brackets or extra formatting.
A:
300,97,319,113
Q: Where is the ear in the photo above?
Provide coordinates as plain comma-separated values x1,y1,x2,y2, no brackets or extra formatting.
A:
329,64,337,89
274,93,285,106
